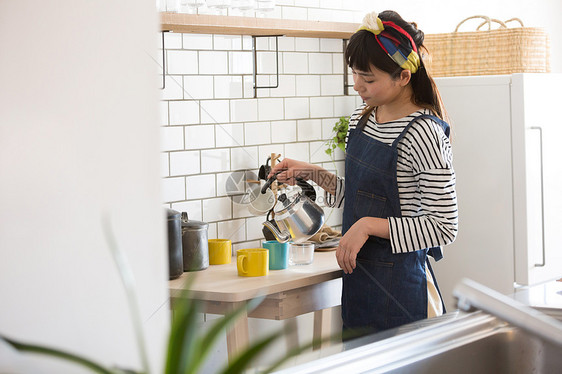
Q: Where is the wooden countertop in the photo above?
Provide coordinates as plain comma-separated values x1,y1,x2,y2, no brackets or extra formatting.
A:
169,251,341,303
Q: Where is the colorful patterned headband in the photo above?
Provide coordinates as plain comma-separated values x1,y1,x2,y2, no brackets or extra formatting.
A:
357,12,420,74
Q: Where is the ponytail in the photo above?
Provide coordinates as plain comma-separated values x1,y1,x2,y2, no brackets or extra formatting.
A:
410,54,448,122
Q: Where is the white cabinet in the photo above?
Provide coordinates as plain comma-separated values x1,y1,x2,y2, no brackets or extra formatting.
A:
431,74,562,310
512,74,562,286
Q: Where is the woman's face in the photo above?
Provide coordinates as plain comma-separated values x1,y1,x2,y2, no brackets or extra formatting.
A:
352,64,402,107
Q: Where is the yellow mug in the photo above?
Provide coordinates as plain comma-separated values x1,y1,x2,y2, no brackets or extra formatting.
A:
237,248,269,277
208,239,232,265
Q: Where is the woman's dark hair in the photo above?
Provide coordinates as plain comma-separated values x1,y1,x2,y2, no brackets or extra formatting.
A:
346,10,447,121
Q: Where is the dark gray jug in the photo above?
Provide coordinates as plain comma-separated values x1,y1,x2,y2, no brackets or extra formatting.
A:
166,209,183,280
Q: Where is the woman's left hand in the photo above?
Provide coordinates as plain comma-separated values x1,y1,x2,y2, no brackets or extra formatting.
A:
336,218,370,274
336,217,390,274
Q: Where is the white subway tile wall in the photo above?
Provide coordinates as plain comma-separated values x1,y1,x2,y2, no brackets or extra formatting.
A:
182,34,213,50
185,125,215,149
295,38,320,52
244,121,271,145
186,174,216,199
200,100,230,124
296,75,321,97
214,75,243,99
169,100,200,124
231,146,258,170
183,76,214,99
170,150,201,176
310,96,334,118
200,51,229,74
257,98,284,121
284,97,309,119
201,148,231,173
161,126,184,151
167,51,198,74
297,119,322,141
215,123,244,147
161,2,367,249
161,153,169,178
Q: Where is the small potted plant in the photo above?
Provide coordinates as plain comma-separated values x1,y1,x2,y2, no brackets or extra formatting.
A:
325,116,349,160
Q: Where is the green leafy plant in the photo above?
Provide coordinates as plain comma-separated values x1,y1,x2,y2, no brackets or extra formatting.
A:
0,218,334,374
325,116,349,158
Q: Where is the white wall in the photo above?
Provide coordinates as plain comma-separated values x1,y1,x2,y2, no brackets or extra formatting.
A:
0,1,169,373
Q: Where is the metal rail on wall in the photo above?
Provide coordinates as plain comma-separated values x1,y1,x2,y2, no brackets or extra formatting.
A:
161,31,167,89
159,31,353,97
343,39,353,95
252,35,281,98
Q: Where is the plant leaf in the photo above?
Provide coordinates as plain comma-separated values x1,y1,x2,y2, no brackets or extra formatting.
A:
260,338,319,373
259,324,345,373
185,296,264,374
165,277,201,374
102,217,150,374
219,330,282,374
1,335,117,374
165,279,266,374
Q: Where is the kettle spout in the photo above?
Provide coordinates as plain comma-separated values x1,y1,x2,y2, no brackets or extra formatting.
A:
262,221,291,243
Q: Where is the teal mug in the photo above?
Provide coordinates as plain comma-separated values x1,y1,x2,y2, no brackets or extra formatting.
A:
262,240,289,270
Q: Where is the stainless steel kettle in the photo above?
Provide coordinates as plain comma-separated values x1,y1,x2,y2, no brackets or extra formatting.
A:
262,176,325,243
180,212,209,271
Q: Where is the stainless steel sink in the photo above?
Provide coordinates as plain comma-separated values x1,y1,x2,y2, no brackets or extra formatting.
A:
274,308,562,374
383,314,562,374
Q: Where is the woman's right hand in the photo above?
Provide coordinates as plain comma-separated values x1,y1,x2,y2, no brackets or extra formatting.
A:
268,158,317,186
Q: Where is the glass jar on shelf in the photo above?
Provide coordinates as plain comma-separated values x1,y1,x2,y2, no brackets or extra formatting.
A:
232,0,255,10
205,0,231,15
255,0,276,15
180,0,206,13
166,0,181,12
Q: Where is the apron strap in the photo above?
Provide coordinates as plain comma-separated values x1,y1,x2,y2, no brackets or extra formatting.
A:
427,246,443,261
355,110,372,132
426,258,447,314
392,114,450,148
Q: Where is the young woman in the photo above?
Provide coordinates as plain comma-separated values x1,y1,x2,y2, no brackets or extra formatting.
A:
269,10,458,337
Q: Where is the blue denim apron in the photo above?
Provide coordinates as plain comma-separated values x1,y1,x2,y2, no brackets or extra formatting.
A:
341,112,449,335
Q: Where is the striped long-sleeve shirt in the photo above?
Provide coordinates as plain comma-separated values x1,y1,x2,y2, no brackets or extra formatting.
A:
326,105,458,255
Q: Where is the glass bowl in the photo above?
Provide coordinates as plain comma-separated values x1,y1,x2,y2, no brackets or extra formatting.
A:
289,242,314,265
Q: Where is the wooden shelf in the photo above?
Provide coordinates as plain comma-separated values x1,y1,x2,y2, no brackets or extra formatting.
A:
160,12,358,39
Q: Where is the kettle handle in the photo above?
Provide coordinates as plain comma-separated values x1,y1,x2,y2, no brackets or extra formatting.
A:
296,177,316,201
261,169,283,194
261,172,316,202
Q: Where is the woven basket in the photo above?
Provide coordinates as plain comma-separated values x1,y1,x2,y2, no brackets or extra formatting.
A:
423,16,550,77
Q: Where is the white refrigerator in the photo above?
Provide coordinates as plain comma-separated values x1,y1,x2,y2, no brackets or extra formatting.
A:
432,73,562,310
